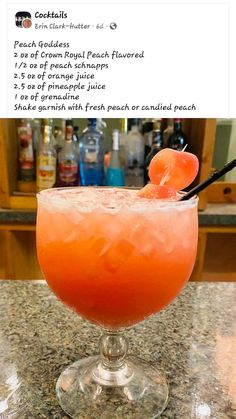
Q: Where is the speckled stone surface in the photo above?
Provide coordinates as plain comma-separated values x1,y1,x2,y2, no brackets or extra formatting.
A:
1,204,236,226
0,281,235,418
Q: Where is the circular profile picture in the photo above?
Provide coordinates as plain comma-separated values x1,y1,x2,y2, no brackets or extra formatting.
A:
15,11,32,28
22,17,32,28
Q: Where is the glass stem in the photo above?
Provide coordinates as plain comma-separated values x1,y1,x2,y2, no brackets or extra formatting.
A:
93,331,133,386
100,331,128,370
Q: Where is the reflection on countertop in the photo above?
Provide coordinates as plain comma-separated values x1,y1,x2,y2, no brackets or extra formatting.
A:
0,281,235,418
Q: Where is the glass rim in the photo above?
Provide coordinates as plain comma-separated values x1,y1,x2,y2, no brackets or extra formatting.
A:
37,187,199,209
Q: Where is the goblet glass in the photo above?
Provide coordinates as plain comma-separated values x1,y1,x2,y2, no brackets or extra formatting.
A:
36,187,198,418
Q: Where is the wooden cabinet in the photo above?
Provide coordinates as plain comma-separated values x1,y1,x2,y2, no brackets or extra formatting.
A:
0,119,36,209
0,228,42,279
207,119,236,204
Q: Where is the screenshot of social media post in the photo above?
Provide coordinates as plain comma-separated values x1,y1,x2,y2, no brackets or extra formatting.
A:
7,3,229,117
1,1,236,419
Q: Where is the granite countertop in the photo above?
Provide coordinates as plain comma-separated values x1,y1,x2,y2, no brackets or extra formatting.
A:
0,281,235,418
1,203,236,226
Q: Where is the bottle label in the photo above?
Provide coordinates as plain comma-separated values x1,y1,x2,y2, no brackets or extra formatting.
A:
37,156,56,190
59,161,78,184
84,140,99,163
66,125,73,141
18,126,35,181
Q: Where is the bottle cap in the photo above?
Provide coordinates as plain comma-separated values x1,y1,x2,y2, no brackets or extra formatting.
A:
142,121,153,134
112,130,120,151
42,118,53,127
88,118,97,127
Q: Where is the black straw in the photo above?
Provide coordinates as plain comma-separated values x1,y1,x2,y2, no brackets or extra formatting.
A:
179,159,236,201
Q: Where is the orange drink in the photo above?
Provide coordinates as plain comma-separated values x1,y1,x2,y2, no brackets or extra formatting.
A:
37,187,198,329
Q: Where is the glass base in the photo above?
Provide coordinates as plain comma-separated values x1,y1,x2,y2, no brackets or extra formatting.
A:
56,355,169,419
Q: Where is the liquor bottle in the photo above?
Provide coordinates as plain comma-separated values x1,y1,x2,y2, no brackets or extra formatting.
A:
73,126,79,143
163,119,173,147
125,120,144,187
58,120,79,187
142,119,154,161
106,130,125,187
53,125,65,153
104,150,110,171
119,118,128,169
36,119,57,192
17,119,35,182
127,118,141,132
144,119,164,184
32,119,41,155
78,118,105,186
168,118,187,150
